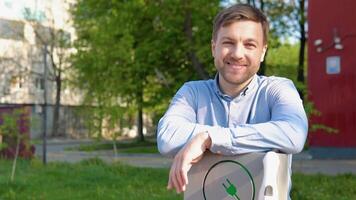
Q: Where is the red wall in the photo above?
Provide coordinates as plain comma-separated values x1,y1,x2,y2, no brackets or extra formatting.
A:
308,0,356,147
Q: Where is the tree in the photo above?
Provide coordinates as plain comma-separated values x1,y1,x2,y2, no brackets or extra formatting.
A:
23,6,73,137
71,0,147,141
71,0,220,141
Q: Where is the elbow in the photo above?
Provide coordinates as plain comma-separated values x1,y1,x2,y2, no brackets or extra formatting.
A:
282,139,305,154
287,125,308,154
156,120,178,157
288,141,305,154
157,129,180,157
157,141,176,157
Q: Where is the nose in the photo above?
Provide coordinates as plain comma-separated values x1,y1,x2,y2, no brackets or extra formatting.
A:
231,44,244,60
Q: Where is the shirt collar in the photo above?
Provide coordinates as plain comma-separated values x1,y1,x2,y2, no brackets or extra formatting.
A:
213,73,258,100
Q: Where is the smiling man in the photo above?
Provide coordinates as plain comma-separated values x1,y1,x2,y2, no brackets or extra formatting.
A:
157,4,308,196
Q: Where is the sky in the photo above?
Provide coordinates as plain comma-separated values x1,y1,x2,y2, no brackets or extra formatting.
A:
0,0,47,21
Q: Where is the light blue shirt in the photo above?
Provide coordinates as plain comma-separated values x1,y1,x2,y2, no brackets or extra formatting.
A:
157,74,308,157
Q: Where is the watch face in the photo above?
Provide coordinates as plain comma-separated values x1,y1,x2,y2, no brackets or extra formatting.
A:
203,160,255,200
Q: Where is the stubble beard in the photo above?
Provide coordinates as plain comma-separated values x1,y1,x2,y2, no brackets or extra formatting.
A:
217,61,256,87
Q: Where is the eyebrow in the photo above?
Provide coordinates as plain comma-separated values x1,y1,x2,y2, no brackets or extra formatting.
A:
221,36,235,41
221,37,260,44
245,38,259,44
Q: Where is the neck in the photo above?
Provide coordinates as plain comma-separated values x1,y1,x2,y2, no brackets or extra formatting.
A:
218,75,254,98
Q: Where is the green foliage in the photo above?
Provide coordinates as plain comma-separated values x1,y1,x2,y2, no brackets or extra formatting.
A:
75,105,126,140
265,43,299,80
70,0,220,131
0,108,32,154
0,108,31,182
0,109,25,144
263,1,296,49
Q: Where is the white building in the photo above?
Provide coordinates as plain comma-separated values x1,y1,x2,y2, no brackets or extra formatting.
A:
0,0,86,138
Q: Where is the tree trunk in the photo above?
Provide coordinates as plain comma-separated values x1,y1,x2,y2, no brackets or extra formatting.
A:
298,34,306,83
247,0,257,7
259,0,265,11
254,0,267,76
98,106,103,138
112,134,118,160
183,0,210,80
52,71,62,136
297,0,306,100
11,136,20,182
297,0,306,84
137,88,144,142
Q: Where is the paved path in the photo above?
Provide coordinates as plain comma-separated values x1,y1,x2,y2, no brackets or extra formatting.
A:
35,139,356,175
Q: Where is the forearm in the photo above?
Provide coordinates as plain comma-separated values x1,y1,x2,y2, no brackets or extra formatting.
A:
158,117,307,156
209,120,308,155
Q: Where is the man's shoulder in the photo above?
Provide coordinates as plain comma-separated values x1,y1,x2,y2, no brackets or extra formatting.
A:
257,75,294,87
175,79,215,100
183,79,215,90
257,76,299,101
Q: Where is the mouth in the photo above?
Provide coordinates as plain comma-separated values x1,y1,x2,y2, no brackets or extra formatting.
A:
225,60,247,69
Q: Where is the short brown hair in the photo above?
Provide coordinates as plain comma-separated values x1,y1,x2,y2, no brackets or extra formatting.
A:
212,4,269,44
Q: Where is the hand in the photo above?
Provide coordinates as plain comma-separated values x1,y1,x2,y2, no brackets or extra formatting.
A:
167,131,211,193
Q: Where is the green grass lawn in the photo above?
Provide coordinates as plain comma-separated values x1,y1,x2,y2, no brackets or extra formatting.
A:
0,158,180,200
0,158,355,200
67,140,159,154
291,173,356,199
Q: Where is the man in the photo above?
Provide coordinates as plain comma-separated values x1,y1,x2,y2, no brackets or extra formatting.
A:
157,4,308,194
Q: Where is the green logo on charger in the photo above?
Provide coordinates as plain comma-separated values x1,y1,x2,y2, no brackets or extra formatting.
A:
202,160,256,200
222,178,240,200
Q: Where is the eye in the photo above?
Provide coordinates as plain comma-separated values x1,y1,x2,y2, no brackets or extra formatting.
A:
222,41,234,45
245,43,256,49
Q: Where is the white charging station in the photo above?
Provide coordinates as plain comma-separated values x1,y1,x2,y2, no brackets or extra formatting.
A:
184,151,290,200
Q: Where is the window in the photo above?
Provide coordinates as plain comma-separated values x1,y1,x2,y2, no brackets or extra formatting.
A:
10,75,24,89
0,18,24,40
23,7,46,22
34,76,44,90
33,25,71,46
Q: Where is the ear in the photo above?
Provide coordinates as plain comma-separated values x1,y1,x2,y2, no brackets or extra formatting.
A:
260,45,268,62
211,40,216,58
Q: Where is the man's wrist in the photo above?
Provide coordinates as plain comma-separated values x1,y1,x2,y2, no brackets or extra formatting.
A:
201,131,212,149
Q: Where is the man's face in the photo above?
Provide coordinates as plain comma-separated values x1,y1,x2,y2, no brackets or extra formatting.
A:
212,20,267,87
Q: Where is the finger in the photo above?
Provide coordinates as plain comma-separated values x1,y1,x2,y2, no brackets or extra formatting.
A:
167,161,175,190
179,157,192,192
182,155,193,184
179,169,187,192
175,159,185,192
167,170,172,190
170,161,181,193
182,184,186,192
181,165,189,186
